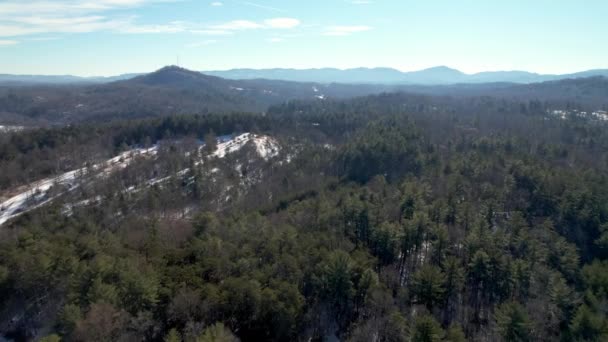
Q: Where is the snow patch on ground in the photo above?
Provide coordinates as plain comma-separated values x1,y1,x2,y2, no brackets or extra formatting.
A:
0,125,25,133
251,135,280,160
550,109,608,121
212,133,279,160
0,133,279,226
213,133,251,158
0,170,80,225
0,146,158,226
62,196,102,216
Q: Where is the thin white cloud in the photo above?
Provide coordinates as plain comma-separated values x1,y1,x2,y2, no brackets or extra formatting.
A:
11,15,107,26
0,17,134,37
191,29,233,36
323,25,372,36
27,36,61,41
120,22,186,34
0,24,47,37
234,1,286,13
0,39,18,46
264,18,299,29
209,17,299,32
127,18,300,35
0,0,178,37
210,1,223,6
211,20,263,30
0,1,158,15
349,0,373,4
0,1,300,39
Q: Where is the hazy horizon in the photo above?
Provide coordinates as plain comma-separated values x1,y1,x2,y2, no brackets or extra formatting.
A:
4,64,608,78
1,0,607,76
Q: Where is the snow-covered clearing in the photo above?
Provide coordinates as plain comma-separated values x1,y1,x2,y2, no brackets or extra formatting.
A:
0,125,25,133
0,133,279,226
0,145,157,225
213,133,279,160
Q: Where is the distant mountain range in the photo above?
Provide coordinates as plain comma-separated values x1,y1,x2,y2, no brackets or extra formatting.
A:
202,66,608,85
2,66,608,86
0,73,140,85
1,66,607,125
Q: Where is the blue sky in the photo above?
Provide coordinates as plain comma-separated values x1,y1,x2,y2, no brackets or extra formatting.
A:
0,0,606,76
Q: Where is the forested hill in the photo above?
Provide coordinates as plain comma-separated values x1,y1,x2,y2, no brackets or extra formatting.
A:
0,66,383,125
0,66,281,124
395,76,608,108
2,89,608,341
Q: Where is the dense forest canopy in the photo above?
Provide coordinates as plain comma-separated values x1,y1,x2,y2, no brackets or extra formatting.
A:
1,82,608,341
